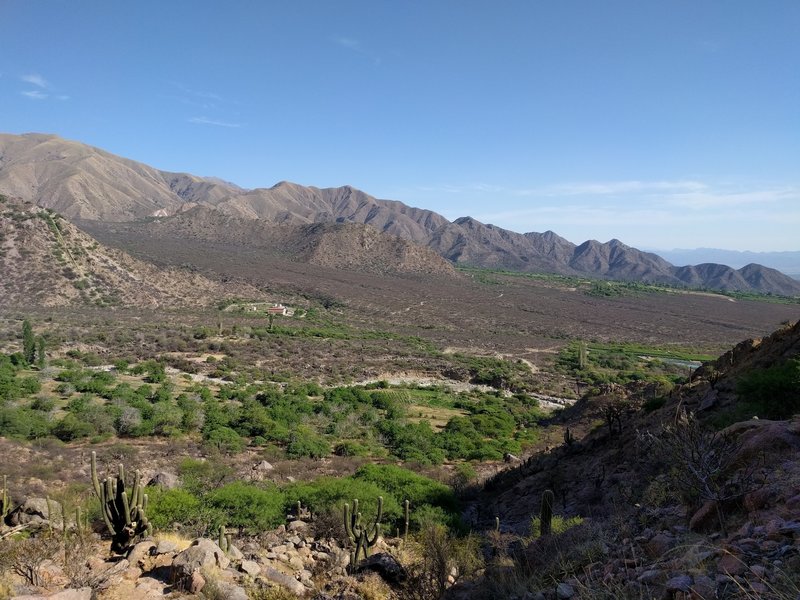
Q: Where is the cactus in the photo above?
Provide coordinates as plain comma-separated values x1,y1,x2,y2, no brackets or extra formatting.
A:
75,506,89,540
403,499,410,539
90,451,151,554
218,525,232,554
494,516,500,532
1,475,11,523
343,497,383,572
540,489,554,537
564,427,574,446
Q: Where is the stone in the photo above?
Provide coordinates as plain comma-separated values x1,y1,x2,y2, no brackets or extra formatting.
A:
287,519,308,532
645,533,675,559
11,589,92,600
556,582,575,599
8,497,63,527
240,560,261,576
717,553,747,576
189,570,206,594
636,569,664,584
172,538,230,584
665,574,692,592
690,574,715,599
146,472,179,489
214,581,249,600
261,564,307,596
153,539,178,555
689,500,720,533
127,540,156,565
254,460,274,472
359,552,408,586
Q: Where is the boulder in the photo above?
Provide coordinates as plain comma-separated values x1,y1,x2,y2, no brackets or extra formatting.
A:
359,552,408,586
8,497,63,527
171,538,230,585
261,564,307,596
146,472,179,489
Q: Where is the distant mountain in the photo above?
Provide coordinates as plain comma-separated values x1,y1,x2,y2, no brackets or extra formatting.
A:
656,248,800,278
2,132,800,296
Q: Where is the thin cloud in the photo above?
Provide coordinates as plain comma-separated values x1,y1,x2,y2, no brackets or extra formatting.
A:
21,73,48,88
188,116,242,128
21,90,48,100
331,36,381,66
333,37,361,50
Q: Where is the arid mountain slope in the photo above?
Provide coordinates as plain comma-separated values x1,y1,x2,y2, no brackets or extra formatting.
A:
2,133,799,295
79,207,456,277
0,195,258,307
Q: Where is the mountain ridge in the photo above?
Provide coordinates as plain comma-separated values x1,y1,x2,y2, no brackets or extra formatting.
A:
2,132,799,295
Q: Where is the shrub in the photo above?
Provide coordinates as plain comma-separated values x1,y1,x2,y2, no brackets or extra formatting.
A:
206,482,285,532
286,426,330,458
529,514,584,539
146,487,216,533
735,358,800,420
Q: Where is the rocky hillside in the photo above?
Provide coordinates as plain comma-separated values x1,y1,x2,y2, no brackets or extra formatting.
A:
78,207,457,278
473,319,800,598
0,195,258,307
2,133,799,295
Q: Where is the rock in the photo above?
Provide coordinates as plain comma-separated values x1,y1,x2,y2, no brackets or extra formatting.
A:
189,570,206,594
215,581,249,600
127,540,156,565
359,552,408,586
11,588,92,600
717,553,746,576
636,569,664,584
254,460,274,472
645,533,675,559
153,539,178,555
556,582,575,599
227,543,244,560
241,560,261,576
172,538,230,585
665,575,692,592
261,564,307,596
287,520,308,532
698,388,718,411
690,574,715,598
146,472,179,489
689,500,719,533
744,488,771,512
8,497,63,527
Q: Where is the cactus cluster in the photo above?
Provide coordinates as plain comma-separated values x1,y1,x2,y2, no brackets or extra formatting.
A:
90,451,151,554
1,475,10,523
343,497,383,572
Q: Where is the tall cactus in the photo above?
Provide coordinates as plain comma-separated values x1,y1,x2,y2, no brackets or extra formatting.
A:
90,451,151,554
540,489,554,537
1,475,10,523
403,499,410,539
343,497,383,572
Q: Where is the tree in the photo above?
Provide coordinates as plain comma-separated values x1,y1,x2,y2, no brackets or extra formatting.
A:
22,320,35,365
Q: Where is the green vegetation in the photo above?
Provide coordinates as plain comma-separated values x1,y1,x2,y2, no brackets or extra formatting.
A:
460,266,800,304
734,358,800,421
557,339,712,389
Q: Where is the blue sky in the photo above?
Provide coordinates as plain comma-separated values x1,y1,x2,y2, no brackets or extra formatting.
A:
2,1,798,251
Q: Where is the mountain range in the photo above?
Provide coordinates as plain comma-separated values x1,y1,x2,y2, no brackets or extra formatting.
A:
2,132,799,296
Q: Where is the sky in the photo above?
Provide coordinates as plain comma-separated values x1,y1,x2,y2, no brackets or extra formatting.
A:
1,1,799,251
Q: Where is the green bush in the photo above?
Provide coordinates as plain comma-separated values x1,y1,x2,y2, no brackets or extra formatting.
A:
736,358,800,420
206,482,285,532
286,426,330,458
146,487,218,533
285,477,401,526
